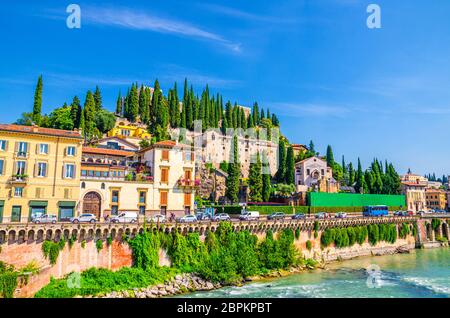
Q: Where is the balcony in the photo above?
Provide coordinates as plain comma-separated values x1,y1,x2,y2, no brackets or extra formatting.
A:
177,178,201,189
9,175,29,185
15,151,29,159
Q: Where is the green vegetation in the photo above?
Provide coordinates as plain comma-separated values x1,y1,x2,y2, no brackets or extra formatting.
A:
321,223,405,248
0,261,18,298
431,218,441,231
306,240,312,251
399,223,411,239
36,223,313,298
34,267,178,298
225,135,240,204
248,153,263,202
96,240,103,252
42,239,66,265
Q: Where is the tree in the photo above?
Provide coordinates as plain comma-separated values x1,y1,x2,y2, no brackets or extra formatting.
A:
83,90,97,140
16,112,34,126
93,86,103,111
276,139,287,183
285,146,295,185
348,162,355,186
354,158,366,194
249,153,263,202
252,102,259,126
48,104,74,130
70,96,82,129
95,109,116,134
128,84,139,122
326,145,335,167
115,91,123,115
261,153,271,202
226,135,240,204
151,79,169,141
32,75,43,124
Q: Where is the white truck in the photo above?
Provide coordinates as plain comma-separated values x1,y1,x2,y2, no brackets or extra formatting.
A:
239,211,260,221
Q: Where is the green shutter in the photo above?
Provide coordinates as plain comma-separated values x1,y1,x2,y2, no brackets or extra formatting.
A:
28,200,48,207
58,201,76,207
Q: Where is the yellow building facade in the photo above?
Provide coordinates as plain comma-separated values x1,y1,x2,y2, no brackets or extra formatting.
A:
425,189,447,211
107,123,152,140
0,124,83,223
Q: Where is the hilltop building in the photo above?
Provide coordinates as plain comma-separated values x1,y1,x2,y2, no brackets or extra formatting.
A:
107,117,151,148
294,156,339,193
401,178,426,212
0,124,83,223
425,188,447,211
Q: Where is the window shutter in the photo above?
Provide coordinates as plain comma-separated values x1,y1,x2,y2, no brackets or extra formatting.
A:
34,163,37,177
4,140,8,152
45,163,48,177
26,142,30,154
15,142,19,152
184,193,191,206
62,164,66,179
36,144,39,155
47,144,50,155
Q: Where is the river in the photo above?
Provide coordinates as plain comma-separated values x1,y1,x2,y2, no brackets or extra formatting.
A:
177,248,449,298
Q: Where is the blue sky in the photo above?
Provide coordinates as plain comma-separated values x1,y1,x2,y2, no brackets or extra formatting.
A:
0,0,449,176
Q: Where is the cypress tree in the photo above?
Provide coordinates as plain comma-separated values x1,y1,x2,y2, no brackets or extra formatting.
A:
129,84,139,122
261,152,272,202
285,146,295,185
271,113,279,126
276,139,287,183
70,96,82,129
326,145,335,167
266,109,271,122
252,102,259,126
226,135,240,204
32,75,43,124
93,86,102,111
225,101,233,130
348,162,355,186
139,85,150,123
260,108,265,123
249,153,263,202
83,91,96,140
115,91,123,115
355,158,366,194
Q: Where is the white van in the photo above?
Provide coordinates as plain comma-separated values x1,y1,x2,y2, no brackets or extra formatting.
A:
239,211,260,221
111,212,138,223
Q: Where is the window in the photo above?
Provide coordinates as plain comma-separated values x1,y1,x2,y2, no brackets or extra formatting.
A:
161,150,169,161
16,161,26,175
112,190,119,203
30,207,45,220
37,162,47,177
160,206,167,216
0,159,4,176
184,192,192,206
64,189,70,199
11,206,21,222
64,164,75,179
59,208,74,221
111,206,119,215
0,140,6,151
321,169,325,176
39,143,49,154
95,171,101,177
184,151,193,162
160,191,168,206
14,187,23,197
66,146,76,156
17,142,28,157
161,168,169,184
101,183,106,190
139,206,146,215
81,182,86,189
139,191,146,204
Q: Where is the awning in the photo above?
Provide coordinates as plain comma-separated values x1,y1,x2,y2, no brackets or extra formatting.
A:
58,201,76,208
29,200,48,207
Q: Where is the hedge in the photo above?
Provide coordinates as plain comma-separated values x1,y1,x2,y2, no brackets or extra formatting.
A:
309,206,403,213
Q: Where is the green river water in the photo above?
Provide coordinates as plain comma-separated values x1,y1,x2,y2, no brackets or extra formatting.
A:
178,248,449,298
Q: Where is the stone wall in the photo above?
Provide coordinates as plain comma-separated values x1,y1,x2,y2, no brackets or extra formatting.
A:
0,239,132,298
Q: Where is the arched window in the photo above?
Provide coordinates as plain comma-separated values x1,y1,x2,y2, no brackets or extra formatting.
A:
101,183,106,190
81,182,86,189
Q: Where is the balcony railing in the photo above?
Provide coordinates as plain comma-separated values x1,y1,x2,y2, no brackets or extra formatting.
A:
177,178,201,188
9,175,29,184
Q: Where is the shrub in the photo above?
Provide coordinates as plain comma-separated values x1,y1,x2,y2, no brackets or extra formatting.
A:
95,240,103,252
42,240,62,265
306,240,312,251
0,262,18,298
295,228,300,240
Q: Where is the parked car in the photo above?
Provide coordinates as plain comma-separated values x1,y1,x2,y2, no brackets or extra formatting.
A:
315,212,327,219
149,214,166,223
110,212,137,224
267,212,285,220
394,211,406,216
436,209,447,214
213,213,231,222
406,210,415,216
335,212,348,219
70,214,97,224
32,214,57,224
239,211,260,221
178,215,198,223
195,212,212,221
291,213,305,220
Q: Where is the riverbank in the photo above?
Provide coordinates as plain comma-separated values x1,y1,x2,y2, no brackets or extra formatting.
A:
98,241,434,299
177,247,450,298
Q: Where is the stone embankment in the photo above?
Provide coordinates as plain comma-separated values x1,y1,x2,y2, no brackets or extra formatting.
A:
100,273,221,298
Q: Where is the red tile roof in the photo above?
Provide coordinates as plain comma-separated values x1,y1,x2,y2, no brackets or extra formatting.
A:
138,140,192,153
401,182,427,187
0,124,82,139
82,147,135,157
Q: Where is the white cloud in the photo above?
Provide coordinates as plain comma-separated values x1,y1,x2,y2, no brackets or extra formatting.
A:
79,6,241,53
